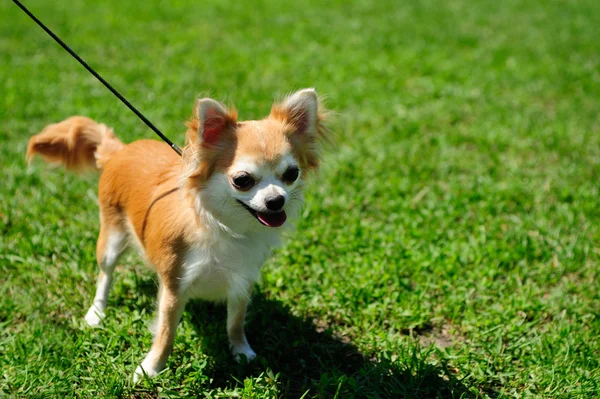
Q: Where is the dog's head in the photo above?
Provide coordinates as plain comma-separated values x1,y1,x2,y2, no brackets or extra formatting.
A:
182,89,328,233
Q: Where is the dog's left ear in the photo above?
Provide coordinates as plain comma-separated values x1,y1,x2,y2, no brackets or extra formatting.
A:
270,88,329,173
270,88,319,135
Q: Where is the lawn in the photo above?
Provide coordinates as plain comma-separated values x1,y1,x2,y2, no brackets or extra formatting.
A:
1,0,599,397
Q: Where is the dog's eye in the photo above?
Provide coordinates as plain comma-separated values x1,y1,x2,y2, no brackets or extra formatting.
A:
282,166,299,184
231,173,255,190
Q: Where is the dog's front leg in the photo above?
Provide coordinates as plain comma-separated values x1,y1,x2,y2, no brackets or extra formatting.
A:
227,291,256,362
134,285,186,382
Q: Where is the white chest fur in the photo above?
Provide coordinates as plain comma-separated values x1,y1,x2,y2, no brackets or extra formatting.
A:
179,229,280,302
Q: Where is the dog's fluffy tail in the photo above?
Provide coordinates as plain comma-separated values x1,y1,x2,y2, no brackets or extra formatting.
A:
26,116,125,171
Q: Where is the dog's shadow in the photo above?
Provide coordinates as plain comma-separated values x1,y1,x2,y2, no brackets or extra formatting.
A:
176,289,476,398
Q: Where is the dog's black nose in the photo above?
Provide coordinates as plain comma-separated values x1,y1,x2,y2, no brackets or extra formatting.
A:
265,195,285,211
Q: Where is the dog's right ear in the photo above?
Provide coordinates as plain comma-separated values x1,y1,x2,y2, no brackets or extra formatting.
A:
183,98,238,184
195,98,237,147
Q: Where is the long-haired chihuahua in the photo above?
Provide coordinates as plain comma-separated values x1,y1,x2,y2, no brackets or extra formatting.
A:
26,88,328,381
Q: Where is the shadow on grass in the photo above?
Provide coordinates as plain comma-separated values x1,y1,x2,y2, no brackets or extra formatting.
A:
181,289,478,399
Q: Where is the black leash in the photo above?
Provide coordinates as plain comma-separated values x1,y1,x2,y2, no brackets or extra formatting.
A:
13,0,183,156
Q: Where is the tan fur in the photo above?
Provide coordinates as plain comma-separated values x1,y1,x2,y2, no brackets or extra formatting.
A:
270,98,329,172
27,116,124,170
27,90,329,380
182,107,239,185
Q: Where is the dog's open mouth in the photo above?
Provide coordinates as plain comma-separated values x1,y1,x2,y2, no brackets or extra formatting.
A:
237,200,287,227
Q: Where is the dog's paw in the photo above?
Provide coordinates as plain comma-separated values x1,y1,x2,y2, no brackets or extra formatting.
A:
84,305,105,327
231,344,256,363
133,360,163,383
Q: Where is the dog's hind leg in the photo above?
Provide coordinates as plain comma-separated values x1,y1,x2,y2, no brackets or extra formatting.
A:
85,213,127,327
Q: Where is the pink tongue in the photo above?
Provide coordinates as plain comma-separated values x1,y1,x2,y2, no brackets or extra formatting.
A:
257,211,287,227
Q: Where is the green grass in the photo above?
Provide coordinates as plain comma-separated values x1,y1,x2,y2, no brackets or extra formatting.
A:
1,0,600,397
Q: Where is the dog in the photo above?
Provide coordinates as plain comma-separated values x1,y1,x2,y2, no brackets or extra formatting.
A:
26,88,327,381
